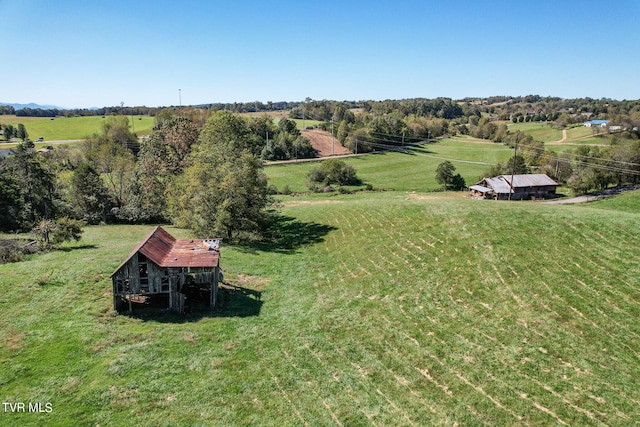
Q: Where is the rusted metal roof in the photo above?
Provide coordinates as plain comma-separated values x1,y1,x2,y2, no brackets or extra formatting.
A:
111,226,220,276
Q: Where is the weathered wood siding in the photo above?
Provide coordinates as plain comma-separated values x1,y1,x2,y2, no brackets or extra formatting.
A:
112,256,219,313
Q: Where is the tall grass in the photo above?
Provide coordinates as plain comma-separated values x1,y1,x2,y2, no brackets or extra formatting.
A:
1,190,639,425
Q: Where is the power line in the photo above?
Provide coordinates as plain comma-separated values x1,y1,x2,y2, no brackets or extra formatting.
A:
295,114,640,175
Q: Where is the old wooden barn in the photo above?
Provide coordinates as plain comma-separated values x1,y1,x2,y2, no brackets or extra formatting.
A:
470,174,558,200
111,226,221,313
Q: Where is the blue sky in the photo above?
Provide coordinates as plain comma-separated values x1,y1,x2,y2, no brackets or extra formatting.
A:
2,0,639,108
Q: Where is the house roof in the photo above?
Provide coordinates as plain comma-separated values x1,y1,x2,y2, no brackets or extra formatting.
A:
111,226,220,277
478,174,558,194
469,184,492,193
507,174,558,188
589,120,609,125
484,176,513,194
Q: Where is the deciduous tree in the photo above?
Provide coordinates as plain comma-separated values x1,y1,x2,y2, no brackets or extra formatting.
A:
168,111,271,240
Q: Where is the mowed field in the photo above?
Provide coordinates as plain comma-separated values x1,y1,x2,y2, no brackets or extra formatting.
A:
0,115,155,141
266,136,513,193
507,122,627,154
1,186,639,425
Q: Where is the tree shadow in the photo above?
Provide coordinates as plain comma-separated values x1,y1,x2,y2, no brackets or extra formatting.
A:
214,284,263,318
58,244,98,252
236,213,336,254
406,145,435,155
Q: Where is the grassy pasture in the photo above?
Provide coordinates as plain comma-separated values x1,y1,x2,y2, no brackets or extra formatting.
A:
1,190,639,425
508,122,563,142
0,115,154,141
566,126,594,140
265,137,513,193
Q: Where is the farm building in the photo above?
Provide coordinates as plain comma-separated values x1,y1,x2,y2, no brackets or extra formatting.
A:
470,174,558,200
111,226,221,313
584,119,609,127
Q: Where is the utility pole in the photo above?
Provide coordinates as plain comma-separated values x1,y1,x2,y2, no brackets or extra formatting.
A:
331,118,335,156
179,89,182,110
355,137,358,155
508,138,519,201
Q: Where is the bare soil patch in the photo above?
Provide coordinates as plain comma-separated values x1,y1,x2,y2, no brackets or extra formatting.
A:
301,129,351,157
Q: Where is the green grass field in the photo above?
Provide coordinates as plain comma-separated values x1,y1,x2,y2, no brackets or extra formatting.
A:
266,137,513,193
1,186,639,425
0,115,155,141
1,115,639,425
508,122,564,142
505,122,634,156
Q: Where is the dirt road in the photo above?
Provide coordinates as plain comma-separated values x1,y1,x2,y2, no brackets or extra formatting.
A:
544,185,640,204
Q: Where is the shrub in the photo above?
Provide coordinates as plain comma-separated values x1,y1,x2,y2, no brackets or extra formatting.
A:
307,159,360,187
52,217,84,245
32,217,84,249
307,168,327,184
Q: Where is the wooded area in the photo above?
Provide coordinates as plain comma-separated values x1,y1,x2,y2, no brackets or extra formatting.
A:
2,96,640,242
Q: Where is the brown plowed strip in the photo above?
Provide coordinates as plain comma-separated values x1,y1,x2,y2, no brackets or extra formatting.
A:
301,129,351,157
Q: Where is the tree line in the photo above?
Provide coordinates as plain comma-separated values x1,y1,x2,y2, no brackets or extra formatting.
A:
2,123,29,142
0,111,302,242
3,94,640,230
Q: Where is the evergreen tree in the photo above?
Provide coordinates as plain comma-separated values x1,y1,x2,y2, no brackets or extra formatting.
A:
16,124,28,141
70,163,112,224
435,161,456,190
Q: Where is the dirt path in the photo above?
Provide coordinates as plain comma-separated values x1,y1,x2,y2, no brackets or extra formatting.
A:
559,129,567,143
544,185,640,204
548,129,608,147
544,195,603,205
551,128,586,145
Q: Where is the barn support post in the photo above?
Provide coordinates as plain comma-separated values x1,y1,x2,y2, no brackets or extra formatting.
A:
112,281,117,312
179,293,185,314
210,269,219,310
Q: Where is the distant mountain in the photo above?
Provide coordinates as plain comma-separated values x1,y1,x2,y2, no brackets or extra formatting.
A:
0,102,66,110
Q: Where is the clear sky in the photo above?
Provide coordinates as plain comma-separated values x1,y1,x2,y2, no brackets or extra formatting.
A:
2,0,639,108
